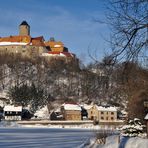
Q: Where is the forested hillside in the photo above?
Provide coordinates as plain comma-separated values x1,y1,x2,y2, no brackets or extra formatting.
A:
0,53,147,121
0,54,124,112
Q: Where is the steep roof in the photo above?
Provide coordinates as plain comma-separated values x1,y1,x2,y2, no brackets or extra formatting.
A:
31,36,45,46
0,35,45,46
0,35,31,45
20,21,30,26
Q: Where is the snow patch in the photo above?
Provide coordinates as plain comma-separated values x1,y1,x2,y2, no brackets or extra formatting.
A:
96,106,117,112
0,42,28,46
34,106,49,119
4,105,22,112
62,103,81,111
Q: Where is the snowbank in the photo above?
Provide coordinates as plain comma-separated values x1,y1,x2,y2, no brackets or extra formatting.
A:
0,121,21,128
81,135,148,148
119,136,148,148
34,106,49,119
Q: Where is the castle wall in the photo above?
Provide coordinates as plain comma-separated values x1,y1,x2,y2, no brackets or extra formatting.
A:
0,45,47,58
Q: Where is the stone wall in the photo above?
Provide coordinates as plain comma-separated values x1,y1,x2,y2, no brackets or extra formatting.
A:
0,45,47,58
19,25,30,36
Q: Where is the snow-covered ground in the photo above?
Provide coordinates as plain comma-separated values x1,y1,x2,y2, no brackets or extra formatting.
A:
0,121,147,148
79,135,148,148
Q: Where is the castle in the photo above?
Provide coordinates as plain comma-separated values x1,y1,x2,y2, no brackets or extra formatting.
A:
0,21,75,59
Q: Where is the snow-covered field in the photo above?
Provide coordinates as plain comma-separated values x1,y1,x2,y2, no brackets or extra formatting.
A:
0,127,94,148
0,121,148,148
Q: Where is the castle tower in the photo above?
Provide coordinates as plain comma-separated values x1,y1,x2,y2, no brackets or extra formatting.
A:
19,21,30,36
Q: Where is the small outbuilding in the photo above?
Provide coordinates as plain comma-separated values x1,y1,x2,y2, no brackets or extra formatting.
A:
4,105,22,121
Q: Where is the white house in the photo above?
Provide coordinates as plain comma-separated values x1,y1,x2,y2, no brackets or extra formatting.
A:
4,105,22,120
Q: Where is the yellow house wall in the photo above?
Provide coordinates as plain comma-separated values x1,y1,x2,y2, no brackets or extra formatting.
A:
87,105,99,120
64,110,81,121
86,105,117,122
98,111,117,122
50,47,64,52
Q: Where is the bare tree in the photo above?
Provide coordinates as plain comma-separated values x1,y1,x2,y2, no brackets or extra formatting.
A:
107,0,148,63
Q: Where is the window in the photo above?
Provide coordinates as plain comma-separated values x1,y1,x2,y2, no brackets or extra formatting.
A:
111,112,114,115
106,112,108,114
101,112,104,114
101,117,104,120
106,117,108,120
111,117,114,120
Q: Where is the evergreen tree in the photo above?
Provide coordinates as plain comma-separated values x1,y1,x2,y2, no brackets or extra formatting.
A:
120,118,145,137
8,83,50,113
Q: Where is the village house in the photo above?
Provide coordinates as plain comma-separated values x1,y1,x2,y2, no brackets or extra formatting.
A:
4,105,22,120
83,104,117,122
96,106,117,122
83,104,94,120
61,103,81,121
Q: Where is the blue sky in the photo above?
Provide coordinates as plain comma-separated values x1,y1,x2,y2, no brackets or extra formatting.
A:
0,0,110,64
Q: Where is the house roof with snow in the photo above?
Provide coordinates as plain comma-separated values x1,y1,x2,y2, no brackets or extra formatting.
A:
62,103,81,111
82,104,93,110
144,113,148,120
4,105,22,112
96,105,117,112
